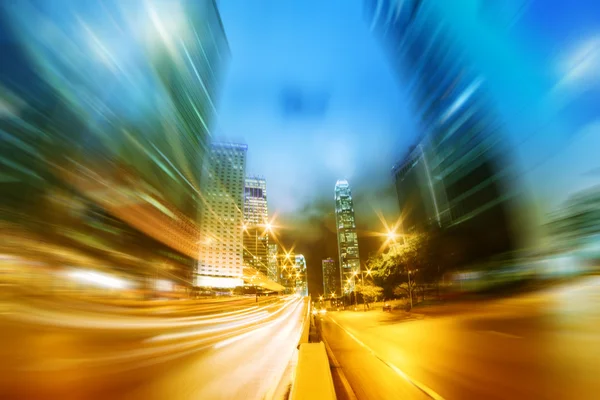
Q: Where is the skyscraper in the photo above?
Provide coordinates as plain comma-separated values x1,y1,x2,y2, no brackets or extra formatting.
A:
197,143,247,288
335,180,361,294
294,254,308,297
322,258,339,297
243,177,269,276
366,0,526,266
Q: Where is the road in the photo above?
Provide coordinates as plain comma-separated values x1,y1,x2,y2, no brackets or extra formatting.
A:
0,295,307,399
321,276,600,400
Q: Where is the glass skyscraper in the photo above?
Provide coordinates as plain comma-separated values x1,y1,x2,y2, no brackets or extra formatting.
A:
335,180,361,293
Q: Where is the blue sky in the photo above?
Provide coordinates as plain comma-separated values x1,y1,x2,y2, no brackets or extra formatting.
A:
216,0,414,228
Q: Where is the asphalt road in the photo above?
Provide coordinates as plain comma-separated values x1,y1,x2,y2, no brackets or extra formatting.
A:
0,295,307,400
321,276,600,400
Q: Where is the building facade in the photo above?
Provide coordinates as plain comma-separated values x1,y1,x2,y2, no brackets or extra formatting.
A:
322,258,340,297
367,0,524,267
243,177,269,276
335,180,361,293
197,143,247,288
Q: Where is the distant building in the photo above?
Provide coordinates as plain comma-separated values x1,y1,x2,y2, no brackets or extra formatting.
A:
294,254,308,296
335,180,361,293
322,258,339,297
243,177,269,276
197,143,247,288
367,0,526,267
243,177,268,225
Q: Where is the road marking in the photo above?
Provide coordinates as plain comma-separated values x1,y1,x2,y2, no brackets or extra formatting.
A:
328,316,445,400
482,330,522,339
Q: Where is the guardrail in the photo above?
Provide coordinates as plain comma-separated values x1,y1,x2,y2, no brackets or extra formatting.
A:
290,342,336,400
290,298,336,400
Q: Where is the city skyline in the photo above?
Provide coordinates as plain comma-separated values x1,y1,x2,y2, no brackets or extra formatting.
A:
215,0,600,296
1,0,599,397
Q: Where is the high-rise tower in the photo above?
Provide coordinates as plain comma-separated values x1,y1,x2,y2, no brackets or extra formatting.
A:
335,180,361,294
197,143,247,288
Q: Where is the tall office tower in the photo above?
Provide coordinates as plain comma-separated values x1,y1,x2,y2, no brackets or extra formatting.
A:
243,177,269,276
268,244,280,283
322,258,340,297
335,180,361,294
197,143,247,288
294,254,308,297
367,0,526,266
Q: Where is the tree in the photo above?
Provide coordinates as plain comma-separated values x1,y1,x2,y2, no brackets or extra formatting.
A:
393,281,416,309
368,231,443,302
355,283,383,308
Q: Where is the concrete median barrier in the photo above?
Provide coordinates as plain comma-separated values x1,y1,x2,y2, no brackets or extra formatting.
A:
290,342,336,400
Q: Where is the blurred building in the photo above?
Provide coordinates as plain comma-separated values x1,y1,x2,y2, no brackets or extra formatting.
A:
197,143,247,288
392,145,441,233
322,258,340,297
545,187,600,258
335,180,361,293
268,243,280,283
367,0,525,268
243,177,269,276
0,0,230,295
